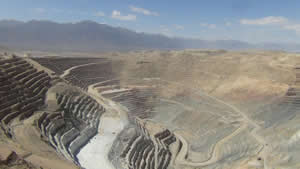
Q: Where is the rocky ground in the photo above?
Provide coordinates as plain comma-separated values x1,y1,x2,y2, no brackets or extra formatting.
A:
1,49,300,169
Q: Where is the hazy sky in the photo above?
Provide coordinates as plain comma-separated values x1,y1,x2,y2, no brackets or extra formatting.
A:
2,0,300,43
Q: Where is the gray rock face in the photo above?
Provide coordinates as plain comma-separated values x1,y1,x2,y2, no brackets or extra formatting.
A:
0,55,51,136
37,91,105,165
119,119,179,169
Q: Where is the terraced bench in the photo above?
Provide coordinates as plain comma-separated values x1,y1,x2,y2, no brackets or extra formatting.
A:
0,63,12,69
37,112,48,130
94,80,120,88
1,56,110,166
4,58,22,64
20,71,44,84
120,119,179,169
25,72,48,88
68,127,97,160
38,92,105,164
0,58,22,66
5,66,19,73
65,76,88,90
14,69,36,81
60,128,81,155
29,76,51,90
149,151,155,169
0,83,17,91
129,137,146,166
57,93,104,122
81,103,95,120
1,111,20,125
19,98,44,120
12,63,31,69
0,92,17,100
40,113,61,136
141,143,154,168
134,140,152,168
163,135,176,146
0,99,19,110
0,93,19,103
13,60,27,65
47,119,65,147
155,130,171,140
8,68,31,78
0,59,52,131
32,85,49,96
0,107,13,120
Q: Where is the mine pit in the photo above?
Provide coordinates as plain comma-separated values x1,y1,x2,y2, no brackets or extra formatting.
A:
0,50,300,169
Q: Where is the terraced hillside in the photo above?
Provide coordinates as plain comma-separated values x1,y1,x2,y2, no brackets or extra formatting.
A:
1,50,300,169
38,88,105,164
0,54,109,169
63,61,123,90
0,55,52,137
119,119,178,169
39,50,300,169
33,57,107,75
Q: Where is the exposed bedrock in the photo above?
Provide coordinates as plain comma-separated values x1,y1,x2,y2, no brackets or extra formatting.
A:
0,55,52,136
37,90,106,165
119,118,180,169
100,87,156,121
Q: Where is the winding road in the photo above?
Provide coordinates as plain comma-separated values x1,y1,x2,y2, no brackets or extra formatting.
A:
60,62,108,78
156,79,269,168
77,79,129,169
174,123,248,167
61,60,269,168
59,62,129,169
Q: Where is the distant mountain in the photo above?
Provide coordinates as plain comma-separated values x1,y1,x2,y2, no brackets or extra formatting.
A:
182,39,256,50
256,42,300,52
0,20,183,52
0,20,299,52
0,19,24,27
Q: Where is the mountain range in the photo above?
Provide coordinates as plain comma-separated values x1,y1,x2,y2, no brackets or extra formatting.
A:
0,20,299,52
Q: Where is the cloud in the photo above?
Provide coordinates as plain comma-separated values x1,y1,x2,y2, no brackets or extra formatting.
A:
200,23,216,29
159,25,173,36
174,24,184,30
160,25,168,30
34,8,46,13
95,11,105,17
111,10,136,21
129,6,159,16
240,16,300,35
225,21,232,26
283,24,300,35
240,16,288,25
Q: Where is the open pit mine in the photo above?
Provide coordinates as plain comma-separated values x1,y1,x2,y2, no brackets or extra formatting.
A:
0,50,300,169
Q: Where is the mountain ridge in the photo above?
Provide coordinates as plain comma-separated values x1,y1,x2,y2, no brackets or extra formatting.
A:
0,19,299,52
